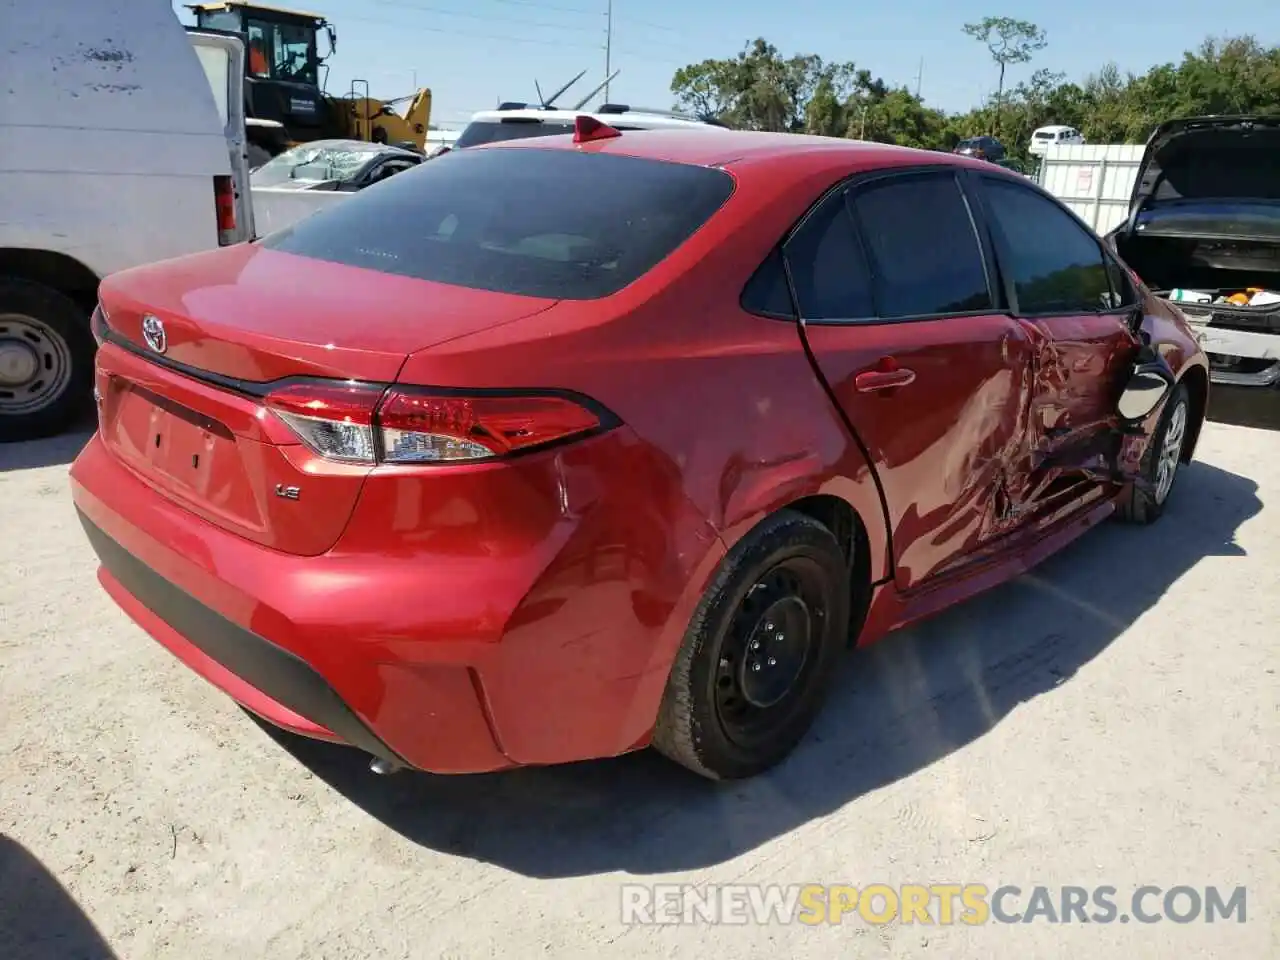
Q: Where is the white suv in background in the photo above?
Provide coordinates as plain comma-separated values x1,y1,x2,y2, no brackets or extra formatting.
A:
452,103,730,150
1029,124,1086,156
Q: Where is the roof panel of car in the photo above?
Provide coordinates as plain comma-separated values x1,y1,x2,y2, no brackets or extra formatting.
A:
480,128,983,173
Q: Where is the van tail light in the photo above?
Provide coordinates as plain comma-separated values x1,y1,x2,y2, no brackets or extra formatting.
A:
265,382,609,464
213,175,237,244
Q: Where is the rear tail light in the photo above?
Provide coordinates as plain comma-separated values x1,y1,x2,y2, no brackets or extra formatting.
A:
214,175,237,244
267,381,380,462
265,382,609,465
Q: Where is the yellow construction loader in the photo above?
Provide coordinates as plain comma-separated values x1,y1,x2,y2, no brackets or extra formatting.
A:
186,2,431,164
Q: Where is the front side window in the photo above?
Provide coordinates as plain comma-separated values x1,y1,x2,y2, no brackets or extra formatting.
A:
849,174,992,318
981,178,1113,314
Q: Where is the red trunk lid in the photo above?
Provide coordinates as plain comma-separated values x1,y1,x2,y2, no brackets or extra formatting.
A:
94,244,558,555
100,244,558,382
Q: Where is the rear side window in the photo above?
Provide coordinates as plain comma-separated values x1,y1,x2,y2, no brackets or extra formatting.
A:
850,175,992,318
741,248,795,318
784,191,874,319
981,177,1113,314
261,148,735,300
454,120,574,148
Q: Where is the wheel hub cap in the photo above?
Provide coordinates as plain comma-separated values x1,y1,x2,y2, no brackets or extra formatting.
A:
0,313,74,416
1154,400,1187,505
738,596,811,708
0,340,39,387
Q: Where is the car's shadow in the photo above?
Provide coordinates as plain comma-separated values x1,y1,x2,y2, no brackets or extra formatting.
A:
0,836,117,959
0,421,94,472
252,460,1259,879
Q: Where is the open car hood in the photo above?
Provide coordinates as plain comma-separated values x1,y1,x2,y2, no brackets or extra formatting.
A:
1130,115,1280,214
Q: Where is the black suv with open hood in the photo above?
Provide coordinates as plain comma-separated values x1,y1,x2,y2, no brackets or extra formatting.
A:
1109,115,1280,395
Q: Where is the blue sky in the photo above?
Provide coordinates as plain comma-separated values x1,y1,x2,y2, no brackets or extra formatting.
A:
174,0,1278,128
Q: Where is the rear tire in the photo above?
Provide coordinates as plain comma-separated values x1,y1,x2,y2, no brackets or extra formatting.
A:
0,279,95,443
1116,382,1190,525
652,510,850,780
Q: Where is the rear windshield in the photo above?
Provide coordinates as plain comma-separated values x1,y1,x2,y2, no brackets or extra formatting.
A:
454,119,575,148
260,147,735,299
1034,131,1055,140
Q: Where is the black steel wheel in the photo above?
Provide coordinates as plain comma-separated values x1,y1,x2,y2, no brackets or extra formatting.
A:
653,510,851,780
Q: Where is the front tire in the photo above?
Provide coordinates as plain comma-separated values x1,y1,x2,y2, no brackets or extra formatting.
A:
652,510,850,780
0,279,95,443
1117,382,1190,525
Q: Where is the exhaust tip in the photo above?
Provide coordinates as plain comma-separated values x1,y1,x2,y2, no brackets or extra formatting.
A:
369,756,405,776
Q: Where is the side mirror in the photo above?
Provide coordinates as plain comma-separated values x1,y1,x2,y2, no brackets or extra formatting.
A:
1117,348,1175,422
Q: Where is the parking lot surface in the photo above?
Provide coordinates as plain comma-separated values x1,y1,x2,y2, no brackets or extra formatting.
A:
1,419,1276,959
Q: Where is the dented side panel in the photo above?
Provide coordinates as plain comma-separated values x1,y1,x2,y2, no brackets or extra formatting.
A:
1015,294,1206,504
1022,312,1138,447
801,313,1039,590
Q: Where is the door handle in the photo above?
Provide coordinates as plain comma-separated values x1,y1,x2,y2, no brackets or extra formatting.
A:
854,366,916,393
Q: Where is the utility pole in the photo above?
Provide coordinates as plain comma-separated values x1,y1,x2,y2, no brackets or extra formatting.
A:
914,58,923,99
603,0,613,102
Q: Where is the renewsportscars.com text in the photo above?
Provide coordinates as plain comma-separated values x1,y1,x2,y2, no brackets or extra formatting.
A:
620,883,1247,926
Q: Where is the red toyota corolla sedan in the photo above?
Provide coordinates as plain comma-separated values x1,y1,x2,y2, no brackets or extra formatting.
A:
71,121,1209,781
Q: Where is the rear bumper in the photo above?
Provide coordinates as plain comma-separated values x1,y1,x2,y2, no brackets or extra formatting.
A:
79,510,406,767
70,429,723,772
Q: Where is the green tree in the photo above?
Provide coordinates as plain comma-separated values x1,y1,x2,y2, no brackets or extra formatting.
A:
671,40,845,131
670,32,1280,158
858,89,949,148
962,16,1048,136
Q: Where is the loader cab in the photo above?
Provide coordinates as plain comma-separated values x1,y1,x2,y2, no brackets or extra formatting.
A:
186,3,337,141
188,3,332,86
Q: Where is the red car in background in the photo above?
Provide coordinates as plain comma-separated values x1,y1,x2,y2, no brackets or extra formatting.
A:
71,120,1209,781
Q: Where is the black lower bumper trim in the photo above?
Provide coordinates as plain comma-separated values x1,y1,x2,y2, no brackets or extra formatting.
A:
77,509,405,767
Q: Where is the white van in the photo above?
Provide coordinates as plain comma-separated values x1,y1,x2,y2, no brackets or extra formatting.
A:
0,0,253,442
1029,124,1086,156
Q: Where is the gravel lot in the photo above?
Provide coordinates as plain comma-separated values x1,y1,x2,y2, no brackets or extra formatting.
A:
1,415,1276,959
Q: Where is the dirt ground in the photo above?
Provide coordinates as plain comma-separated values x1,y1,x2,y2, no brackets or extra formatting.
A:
1,416,1276,959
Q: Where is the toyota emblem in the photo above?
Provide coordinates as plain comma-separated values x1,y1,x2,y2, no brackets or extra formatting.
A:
141,314,166,354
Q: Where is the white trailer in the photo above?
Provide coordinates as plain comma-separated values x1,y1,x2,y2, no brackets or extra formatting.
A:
1035,143,1145,235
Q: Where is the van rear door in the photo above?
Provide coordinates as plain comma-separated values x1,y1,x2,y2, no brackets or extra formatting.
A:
188,31,255,243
